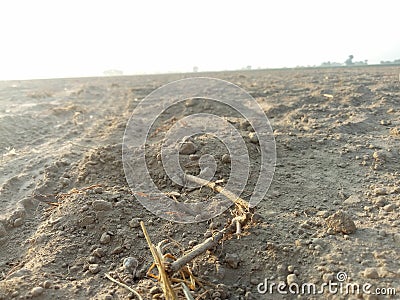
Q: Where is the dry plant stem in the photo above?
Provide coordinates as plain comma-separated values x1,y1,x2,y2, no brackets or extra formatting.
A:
181,282,195,300
184,174,249,213
140,221,177,300
104,273,142,300
168,175,252,274
235,219,242,238
169,217,240,274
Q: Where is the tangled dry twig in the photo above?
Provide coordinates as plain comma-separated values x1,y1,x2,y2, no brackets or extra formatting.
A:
141,175,254,299
141,221,177,299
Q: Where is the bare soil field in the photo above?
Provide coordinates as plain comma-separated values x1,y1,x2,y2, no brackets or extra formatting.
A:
0,66,399,299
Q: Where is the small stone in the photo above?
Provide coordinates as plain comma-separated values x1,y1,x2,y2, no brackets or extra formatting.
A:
314,245,322,251
13,218,24,227
178,141,196,155
364,268,379,279
185,98,196,107
372,197,387,207
60,177,71,186
221,154,231,163
225,253,240,269
94,187,103,194
123,257,138,274
111,246,124,255
7,208,25,226
189,154,200,160
68,266,79,275
89,264,101,274
43,280,52,289
343,194,362,205
92,248,105,258
135,267,146,279
325,210,356,234
100,232,111,244
128,218,141,228
104,295,113,300
287,265,295,273
79,215,95,226
373,188,388,196
92,200,112,211
311,238,325,247
286,274,297,285
11,291,19,297
31,286,44,297
383,204,396,212
248,132,258,143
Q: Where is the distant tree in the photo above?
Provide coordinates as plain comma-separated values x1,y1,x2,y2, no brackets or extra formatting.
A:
345,55,354,66
246,65,252,70
380,59,400,65
193,66,199,72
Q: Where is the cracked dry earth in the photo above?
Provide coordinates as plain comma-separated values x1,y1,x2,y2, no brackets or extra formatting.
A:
0,66,399,299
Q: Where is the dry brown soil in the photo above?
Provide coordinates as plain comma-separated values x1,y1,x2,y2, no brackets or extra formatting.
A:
0,66,399,299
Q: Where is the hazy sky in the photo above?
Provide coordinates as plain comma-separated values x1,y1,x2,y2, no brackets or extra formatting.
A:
0,0,399,80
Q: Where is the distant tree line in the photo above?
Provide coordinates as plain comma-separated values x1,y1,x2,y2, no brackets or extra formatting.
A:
320,55,400,67
380,59,400,65
320,55,368,67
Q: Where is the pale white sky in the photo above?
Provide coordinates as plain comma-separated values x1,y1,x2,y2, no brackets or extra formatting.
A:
0,0,399,80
